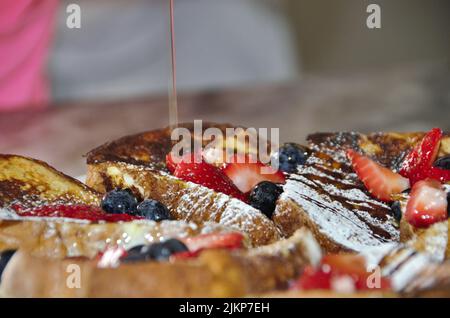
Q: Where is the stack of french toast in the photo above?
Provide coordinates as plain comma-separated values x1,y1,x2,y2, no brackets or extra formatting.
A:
0,122,449,297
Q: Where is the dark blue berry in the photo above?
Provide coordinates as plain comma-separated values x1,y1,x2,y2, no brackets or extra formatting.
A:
390,201,402,222
434,156,450,170
151,239,189,261
0,250,16,282
249,181,283,218
136,199,171,221
101,188,138,214
275,143,309,173
122,239,188,262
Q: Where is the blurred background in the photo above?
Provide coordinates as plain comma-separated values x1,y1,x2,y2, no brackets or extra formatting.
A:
0,0,449,176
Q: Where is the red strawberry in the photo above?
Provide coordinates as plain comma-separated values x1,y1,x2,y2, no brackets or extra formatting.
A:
291,254,391,291
322,254,368,276
222,156,286,193
174,159,247,201
347,149,410,201
291,265,332,290
172,232,244,260
400,128,442,177
405,179,448,228
166,151,202,174
182,232,244,252
426,166,450,183
399,128,450,184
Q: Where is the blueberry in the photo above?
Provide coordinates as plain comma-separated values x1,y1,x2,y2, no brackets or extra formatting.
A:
249,181,283,218
122,239,188,262
101,188,138,214
434,156,450,170
0,250,16,282
122,245,153,262
390,201,402,222
136,199,171,221
275,143,309,173
152,239,189,261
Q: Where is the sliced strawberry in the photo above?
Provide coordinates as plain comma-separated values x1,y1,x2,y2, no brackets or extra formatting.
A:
405,179,448,228
399,128,443,185
166,151,202,174
222,156,286,193
347,149,410,201
170,250,201,260
174,159,247,201
322,254,368,276
291,254,391,292
291,265,332,290
426,166,450,183
182,232,244,252
171,232,244,261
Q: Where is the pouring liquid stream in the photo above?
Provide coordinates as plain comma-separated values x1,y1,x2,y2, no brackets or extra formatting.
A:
168,0,178,130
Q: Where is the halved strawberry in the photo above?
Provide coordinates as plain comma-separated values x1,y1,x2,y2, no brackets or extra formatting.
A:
399,128,447,185
290,265,332,290
182,232,244,252
426,166,450,183
174,159,247,201
172,232,244,260
222,156,286,193
166,151,202,174
322,254,368,276
405,179,448,228
347,149,410,201
291,254,391,291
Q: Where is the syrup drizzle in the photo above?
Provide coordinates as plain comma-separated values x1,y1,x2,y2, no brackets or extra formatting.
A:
168,0,178,130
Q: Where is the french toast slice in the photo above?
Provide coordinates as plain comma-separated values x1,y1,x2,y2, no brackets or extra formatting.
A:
273,131,450,253
0,155,233,258
0,214,229,259
0,228,321,297
86,123,282,246
0,154,101,209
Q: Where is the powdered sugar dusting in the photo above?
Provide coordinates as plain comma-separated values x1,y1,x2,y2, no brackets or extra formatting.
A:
278,154,399,252
364,243,433,292
172,179,282,246
107,162,281,246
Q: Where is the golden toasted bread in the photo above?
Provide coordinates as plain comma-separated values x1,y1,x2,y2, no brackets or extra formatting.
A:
0,216,230,259
86,123,282,246
0,154,233,258
1,228,321,297
0,154,100,209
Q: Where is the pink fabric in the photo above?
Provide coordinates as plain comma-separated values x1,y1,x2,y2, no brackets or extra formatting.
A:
0,0,58,111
